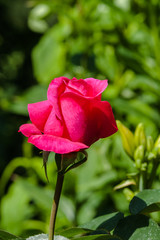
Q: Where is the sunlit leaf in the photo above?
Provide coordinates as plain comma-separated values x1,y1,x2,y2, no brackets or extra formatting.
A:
129,189,160,215
114,215,160,240
59,227,91,238
80,212,124,231
0,229,25,240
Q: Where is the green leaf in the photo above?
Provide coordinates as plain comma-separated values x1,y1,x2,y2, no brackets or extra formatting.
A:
32,27,66,85
95,45,118,80
72,234,121,240
7,85,47,116
114,179,136,191
128,75,160,95
80,212,124,231
59,227,92,238
114,215,160,240
0,229,25,240
18,178,52,210
18,178,75,226
0,181,33,235
129,189,160,215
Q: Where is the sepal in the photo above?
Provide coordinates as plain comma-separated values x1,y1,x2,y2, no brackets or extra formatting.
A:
55,151,88,175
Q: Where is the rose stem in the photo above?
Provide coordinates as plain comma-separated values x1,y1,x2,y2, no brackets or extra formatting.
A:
49,172,64,240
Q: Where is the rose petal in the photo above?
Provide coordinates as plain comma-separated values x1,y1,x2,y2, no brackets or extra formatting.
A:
18,123,42,137
60,92,88,143
28,134,88,154
47,77,68,119
64,77,108,99
64,78,89,96
61,92,118,146
28,100,52,132
82,100,117,145
44,108,63,136
84,78,108,97
90,101,118,140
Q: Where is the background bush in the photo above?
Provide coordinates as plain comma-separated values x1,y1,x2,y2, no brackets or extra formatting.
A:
0,0,160,237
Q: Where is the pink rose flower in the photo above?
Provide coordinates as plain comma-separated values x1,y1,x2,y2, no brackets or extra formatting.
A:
19,77,118,154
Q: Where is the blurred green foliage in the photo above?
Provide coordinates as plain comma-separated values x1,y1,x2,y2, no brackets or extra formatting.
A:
0,0,160,237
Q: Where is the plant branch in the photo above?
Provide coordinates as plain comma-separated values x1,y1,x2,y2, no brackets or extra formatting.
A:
147,160,159,189
49,172,64,240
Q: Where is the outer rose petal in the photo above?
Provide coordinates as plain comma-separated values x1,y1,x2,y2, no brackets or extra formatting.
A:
90,101,118,140
47,77,68,119
61,92,118,146
18,123,42,137
64,77,108,99
28,100,52,132
28,135,88,154
44,108,63,136
60,92,88,143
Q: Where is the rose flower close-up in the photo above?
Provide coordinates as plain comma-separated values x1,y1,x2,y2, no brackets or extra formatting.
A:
19,77,118,154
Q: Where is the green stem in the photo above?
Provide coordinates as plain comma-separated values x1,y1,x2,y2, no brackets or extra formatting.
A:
49,173,64,240
147,160,159,188
139,171,145,191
